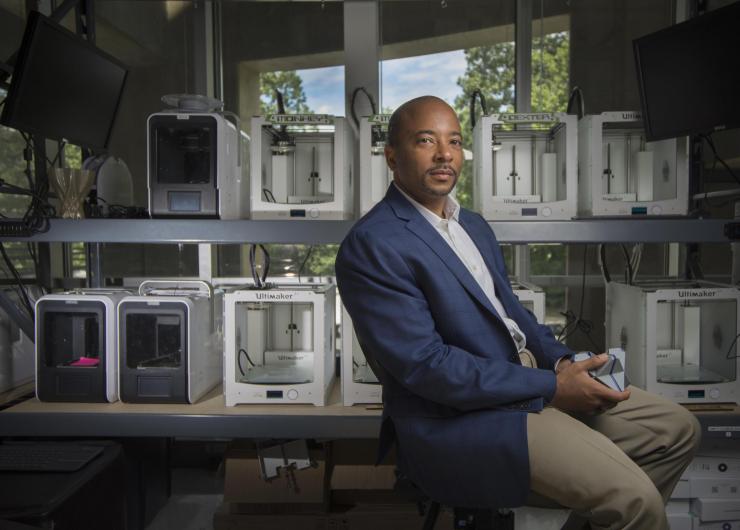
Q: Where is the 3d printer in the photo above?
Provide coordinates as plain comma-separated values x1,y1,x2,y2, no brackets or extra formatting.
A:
250,114,353,220
510,280,546,323
147,94,249,219
35,289,130,402
606,280,739,404
223,284,336,406
578,111,688,216
118,280,223,404
341,305,380,406
359,114,392,216
473,112,577,220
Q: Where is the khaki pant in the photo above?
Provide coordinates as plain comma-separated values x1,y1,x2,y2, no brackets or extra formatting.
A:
519,350,702,530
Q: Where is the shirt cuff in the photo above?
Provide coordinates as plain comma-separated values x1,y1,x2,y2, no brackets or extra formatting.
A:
553,354,573,373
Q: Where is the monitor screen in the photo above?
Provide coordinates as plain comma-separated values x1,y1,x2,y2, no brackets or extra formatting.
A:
633,1,740,142
0,11,127,150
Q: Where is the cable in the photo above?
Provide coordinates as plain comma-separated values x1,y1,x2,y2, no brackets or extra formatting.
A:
297,245,314,284
350,87,378,128
557,245,600,351
249,244,271,289
620,244,634,284
567,86,585,119
469,89,488,131
700,133,740,186
598,244,611,283
0,243,34,319
237,348,256,376
262,188,277,203
726,333,740,360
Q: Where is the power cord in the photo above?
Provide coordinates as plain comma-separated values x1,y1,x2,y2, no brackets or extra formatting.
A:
0,242,34,319
557,245,601,351
297,245,314,284
469,89,488,131
567,86,585,118
350,87,378,129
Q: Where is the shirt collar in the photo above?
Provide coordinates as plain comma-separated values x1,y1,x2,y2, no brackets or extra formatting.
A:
392,181,460,225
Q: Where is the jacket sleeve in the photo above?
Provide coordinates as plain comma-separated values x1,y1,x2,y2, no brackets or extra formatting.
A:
335,228,558,411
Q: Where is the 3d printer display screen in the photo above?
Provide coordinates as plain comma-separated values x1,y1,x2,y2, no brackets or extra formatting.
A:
156,125,215,185
125,313,183,369
43,312,101,368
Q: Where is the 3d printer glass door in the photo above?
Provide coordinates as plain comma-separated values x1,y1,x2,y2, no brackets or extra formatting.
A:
655,299,737,384
234,301,315,385
125,312,184,370
41,309,103,368
265,131,335,205
491,125,566,203
601,128,677,202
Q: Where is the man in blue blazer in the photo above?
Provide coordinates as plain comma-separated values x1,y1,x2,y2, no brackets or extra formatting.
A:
335,96,700,529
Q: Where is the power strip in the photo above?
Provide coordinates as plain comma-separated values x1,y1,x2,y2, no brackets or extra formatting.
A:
0,220,33,237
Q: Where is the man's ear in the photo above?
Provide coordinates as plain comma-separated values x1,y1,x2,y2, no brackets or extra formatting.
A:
385,144,397,171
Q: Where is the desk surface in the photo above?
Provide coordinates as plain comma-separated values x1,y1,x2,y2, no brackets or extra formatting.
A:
1,384,739,441
0,383,383,439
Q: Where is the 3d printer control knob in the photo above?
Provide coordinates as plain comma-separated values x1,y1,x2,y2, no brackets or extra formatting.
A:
309,209,320,219
287,389,299,400
709,388,720,400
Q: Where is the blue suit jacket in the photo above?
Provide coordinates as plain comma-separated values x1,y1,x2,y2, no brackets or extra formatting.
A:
335,184,573,508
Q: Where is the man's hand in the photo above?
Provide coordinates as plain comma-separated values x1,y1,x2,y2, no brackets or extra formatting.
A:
550,354,630,414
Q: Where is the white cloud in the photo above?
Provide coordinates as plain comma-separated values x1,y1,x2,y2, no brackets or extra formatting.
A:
381,50,467,111
296,65,345,116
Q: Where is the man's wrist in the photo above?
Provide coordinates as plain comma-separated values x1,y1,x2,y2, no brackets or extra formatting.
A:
554,355,573,374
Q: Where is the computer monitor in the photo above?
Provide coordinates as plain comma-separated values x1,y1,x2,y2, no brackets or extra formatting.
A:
633,1,740,142
0,10,127,151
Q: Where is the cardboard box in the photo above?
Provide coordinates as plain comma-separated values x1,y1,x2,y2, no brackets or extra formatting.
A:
330,440,403,505
223,441,331,511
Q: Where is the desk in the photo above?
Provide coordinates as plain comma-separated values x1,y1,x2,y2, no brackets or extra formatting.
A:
0,383,383,439
1,383,738,441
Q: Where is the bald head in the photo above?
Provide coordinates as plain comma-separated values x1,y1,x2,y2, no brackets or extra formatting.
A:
387,96,458,147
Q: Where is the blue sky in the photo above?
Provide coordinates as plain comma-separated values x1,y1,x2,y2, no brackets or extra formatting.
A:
296,49,467,116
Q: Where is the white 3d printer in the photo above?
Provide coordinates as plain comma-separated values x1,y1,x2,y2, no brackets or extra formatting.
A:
223,283,336,406
118,280,223,404
35,289,130,403
510,280,546,323
578,111,688,216
147,94,249,219
250,114,353,220
359,114,392,216
473,112,578,220
606,280,739,404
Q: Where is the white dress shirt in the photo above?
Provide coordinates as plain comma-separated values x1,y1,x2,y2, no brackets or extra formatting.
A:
394,183,527,352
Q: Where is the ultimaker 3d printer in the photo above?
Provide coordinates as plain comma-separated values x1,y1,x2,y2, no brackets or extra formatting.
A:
578,111,688,216
473,112,577,220
250,114,352,220
606,280,739,404
223,283,336,406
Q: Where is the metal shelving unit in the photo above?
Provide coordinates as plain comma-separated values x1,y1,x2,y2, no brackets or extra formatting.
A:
0,217,732,244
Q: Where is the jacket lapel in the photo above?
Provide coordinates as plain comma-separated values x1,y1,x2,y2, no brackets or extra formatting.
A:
385,185,501,318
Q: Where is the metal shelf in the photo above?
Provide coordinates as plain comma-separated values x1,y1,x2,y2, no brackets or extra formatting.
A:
1,218,732,244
